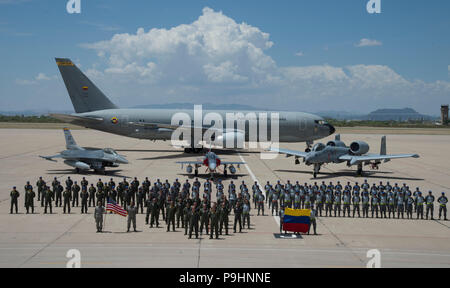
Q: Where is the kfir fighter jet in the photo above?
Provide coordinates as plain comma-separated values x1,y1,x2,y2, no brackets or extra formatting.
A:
176,151,245,177
270,135,419,178
50,58,335,153
40,128,128,174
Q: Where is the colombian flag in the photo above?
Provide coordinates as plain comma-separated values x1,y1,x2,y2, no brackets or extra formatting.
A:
282,208,311,233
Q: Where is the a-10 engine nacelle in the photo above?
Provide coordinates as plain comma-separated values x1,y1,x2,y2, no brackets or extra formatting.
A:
64,160,90,170
349,141,370,155
326,140,346,147
213,131,245,149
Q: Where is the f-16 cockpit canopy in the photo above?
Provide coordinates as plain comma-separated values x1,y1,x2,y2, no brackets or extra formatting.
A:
103,148,118,155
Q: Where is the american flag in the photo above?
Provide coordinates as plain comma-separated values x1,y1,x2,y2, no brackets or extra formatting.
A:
106,197,128,217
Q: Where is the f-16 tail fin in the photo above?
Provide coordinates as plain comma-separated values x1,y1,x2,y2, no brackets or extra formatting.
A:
55,58,117,113
63,128,82,150
380,136,389,163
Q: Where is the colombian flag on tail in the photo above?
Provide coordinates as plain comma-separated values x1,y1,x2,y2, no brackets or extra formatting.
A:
282,208,311,233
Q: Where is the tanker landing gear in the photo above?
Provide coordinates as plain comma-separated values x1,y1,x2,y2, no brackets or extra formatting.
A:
313,164,321,178
305,140,313,152
356,164,363,176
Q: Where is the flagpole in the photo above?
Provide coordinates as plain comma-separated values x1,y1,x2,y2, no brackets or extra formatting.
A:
103,196,108,232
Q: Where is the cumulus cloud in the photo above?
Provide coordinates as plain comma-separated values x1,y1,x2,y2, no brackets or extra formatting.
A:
295,51,304,57
203,61,248,83
81,7,275,85
355,38,383,47
16,73,55,85
76,7,449,114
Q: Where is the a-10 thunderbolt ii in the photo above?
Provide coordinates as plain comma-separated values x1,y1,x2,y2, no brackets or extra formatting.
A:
270,135,419,178
50,58,335,153
40,128,128,174
176,150,245,178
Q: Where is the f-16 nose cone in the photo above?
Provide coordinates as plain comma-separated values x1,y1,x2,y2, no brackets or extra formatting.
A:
117,156,129,164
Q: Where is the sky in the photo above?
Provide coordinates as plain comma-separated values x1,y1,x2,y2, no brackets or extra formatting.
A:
0,0,449,115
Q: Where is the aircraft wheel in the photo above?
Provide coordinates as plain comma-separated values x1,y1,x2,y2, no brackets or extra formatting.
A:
224,170,228,176
313,172,317,178
75,168,80,174
194,169,198,176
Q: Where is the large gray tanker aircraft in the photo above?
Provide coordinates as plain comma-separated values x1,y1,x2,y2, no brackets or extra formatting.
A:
51,58,335,153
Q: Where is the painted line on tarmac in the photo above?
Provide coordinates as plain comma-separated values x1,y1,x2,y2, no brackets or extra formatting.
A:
238,153,280,227
432,219,450,229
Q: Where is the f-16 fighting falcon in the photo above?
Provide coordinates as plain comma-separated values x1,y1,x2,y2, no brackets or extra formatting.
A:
270,135,419,178
40,128,128,174
50,58,335,153
176,151,245,177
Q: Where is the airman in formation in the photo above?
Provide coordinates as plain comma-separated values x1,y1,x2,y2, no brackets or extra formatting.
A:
263,179,447,221
9,177,448,237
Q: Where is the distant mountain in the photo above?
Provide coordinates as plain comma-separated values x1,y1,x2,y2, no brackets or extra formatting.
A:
132,102,267,111
316,108,438,121
366,108,435,121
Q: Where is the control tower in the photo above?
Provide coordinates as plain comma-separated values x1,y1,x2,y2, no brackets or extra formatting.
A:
441,105,449,125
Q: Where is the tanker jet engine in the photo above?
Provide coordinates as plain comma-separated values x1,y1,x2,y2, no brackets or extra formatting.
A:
270,135,419,178
176,151,245,178
40,128,128,174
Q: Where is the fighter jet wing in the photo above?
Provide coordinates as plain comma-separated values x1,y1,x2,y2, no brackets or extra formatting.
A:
49,114,104,125
128,122,244,134
269,147,309,158
39,154,63,162
175,161,204,165
129,122,178,130
339,153,420,165
220,161,246,165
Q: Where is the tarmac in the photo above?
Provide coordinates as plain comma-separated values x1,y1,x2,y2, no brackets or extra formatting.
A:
0,128,449,268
